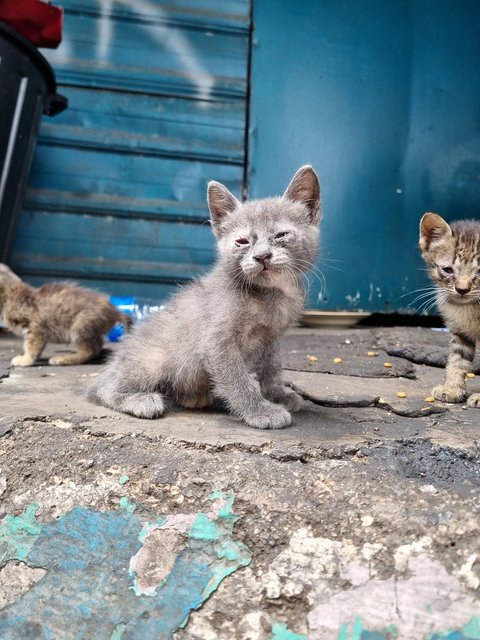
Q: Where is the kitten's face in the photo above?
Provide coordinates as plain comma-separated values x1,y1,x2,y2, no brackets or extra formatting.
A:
420,213,480,305
208,166,321,289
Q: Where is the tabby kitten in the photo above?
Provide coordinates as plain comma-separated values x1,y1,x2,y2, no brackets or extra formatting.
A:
0,265,132,366
419,213,480,407
88,165,321,429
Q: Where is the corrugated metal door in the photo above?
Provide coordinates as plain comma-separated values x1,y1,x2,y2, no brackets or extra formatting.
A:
10,0,250,300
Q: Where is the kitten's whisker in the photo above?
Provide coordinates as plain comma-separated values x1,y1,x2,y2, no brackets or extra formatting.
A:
414,293,440,313
317,256,344,264
396,286,439,301
299,267,326,298
408,291,441,306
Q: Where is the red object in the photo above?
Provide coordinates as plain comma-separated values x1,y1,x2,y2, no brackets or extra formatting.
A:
0,0,63,49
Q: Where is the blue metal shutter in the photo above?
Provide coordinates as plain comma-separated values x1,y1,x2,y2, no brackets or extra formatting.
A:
11,0,250,301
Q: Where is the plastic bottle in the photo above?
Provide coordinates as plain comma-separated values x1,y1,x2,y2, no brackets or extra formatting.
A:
107,296,165,342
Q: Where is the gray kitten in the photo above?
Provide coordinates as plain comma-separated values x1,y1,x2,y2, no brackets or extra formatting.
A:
88,165,321,429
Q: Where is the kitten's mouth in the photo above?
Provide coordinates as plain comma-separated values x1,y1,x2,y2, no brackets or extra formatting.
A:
258,266,278,280
448,294,476,305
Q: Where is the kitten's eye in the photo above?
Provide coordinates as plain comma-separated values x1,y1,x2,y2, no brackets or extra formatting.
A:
440,266,454,275
275,231,289,240
235,238,249,247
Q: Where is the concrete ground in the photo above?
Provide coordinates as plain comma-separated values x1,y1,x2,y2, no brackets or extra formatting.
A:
0,325,479,639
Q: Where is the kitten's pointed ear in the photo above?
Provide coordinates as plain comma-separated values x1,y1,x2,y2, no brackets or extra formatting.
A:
207,181,240,236
0,263,21,284
419,212,452,250
284,165,321,224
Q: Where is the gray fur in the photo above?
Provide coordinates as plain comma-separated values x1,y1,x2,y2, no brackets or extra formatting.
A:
88,165,321,429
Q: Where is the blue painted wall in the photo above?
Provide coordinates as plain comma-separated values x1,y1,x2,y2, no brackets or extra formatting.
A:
248,0,480,312
11,0,250,301
11,0,480,312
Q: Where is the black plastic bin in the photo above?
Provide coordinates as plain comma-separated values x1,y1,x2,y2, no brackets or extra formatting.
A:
0,20,67,262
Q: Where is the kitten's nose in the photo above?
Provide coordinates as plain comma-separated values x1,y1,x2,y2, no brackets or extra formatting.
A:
455,285,471,295
253,251,272,264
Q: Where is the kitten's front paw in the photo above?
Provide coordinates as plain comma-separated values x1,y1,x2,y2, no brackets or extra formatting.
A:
432,384,466,403
467,393,480,408
11,354,35,367
243,401,292,430
118,392,165,419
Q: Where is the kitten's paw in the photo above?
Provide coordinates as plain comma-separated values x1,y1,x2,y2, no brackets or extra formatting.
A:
118,392,165,419
467,393,480,408
49,355,71,366
243,401,292,430
278,388,304,412
264,385,304,412
49,352,95,365
11,354,35,367
432,384,466,403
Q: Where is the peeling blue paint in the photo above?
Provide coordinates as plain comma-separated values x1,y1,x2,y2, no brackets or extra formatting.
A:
119,476,129,486
429,616,480,640
119,496,136,513
0,503,42,563
0,494,250,639
335,617,480,640
271,621,307,639
110,623,126,639
130,491,251,605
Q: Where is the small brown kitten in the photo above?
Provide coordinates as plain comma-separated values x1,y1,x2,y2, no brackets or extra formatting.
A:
0,265,132,366
419,213,480,407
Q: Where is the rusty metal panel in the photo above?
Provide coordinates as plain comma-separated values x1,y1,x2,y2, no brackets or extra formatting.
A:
11,0,250,298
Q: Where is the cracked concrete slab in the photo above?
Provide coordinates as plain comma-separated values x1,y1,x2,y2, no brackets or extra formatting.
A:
286,368,448,417
375,325,480,372
282,329,416,378
1,328,480,639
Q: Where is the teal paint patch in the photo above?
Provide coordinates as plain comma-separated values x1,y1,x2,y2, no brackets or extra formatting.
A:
119,476,129,486
110,622,126,639
198,491,251,601
137,517,168,544
0,503,42,564
130,491,251,617
429,616,480,640
462,617,480,640
337,618,398,640
119,497,136,513
190,513,219,541
337,618,364,640
271,621,307,639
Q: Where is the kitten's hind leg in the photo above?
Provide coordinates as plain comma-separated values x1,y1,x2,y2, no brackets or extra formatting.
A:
49,338,102,366
115,392,165,419
11,332,46,367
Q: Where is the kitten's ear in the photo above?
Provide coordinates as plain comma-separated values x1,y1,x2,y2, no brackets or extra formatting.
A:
284,165,321,224
419,212,452,250
207,181,240,236
0,263,21,284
